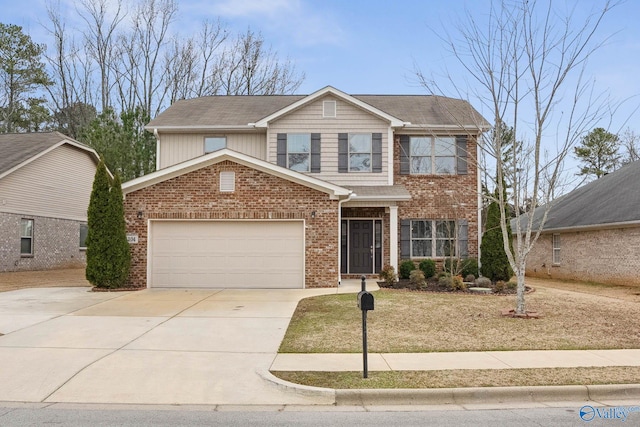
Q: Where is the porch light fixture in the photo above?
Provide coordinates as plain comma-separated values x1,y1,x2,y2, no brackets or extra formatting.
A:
137,210,144,219
311,211,316,218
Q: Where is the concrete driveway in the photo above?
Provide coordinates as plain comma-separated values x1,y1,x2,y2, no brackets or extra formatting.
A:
0,286,343,405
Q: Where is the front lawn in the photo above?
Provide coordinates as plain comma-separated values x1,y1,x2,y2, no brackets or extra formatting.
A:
279,286,640,353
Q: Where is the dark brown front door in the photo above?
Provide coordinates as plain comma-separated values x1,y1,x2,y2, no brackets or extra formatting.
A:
349,220,373,274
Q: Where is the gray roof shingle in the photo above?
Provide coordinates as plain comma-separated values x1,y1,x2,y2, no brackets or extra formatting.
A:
147,92,487,129
519,160,640,231
0,132,94,176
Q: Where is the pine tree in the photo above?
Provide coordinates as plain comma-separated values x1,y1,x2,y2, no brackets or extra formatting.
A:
480,189,514,282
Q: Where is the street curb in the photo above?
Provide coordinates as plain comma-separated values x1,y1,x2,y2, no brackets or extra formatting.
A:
335,384,640,406
257,369,336,403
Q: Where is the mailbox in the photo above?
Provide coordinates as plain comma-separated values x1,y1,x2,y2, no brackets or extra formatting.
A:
357,291,374,311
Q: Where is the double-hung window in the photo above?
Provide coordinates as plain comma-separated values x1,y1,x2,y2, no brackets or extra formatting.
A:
286,134,311,172
20,219,33,256
552,234,561,265
204,136,226,153
407,219,459,258
400,135,467,175
277,133,321,172
79,223,88,250
348,134,372,172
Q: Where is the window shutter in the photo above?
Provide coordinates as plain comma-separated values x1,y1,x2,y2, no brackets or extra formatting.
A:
456,135,468,175
401,219,411,258
311,133,321,173
338,133,348,173
372,133,382,173
277,133,287,167
399,135,410,175
458,219,468,258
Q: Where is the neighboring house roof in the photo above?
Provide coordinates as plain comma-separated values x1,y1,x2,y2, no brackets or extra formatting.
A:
0,132,100,180
122,148,352,199
518,160,640,232
146,86,488,131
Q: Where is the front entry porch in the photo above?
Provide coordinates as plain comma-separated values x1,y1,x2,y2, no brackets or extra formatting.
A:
340,219,383,275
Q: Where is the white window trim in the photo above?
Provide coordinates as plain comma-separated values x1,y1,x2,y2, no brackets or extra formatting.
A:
410,219,457,258
20,218,34,256
348,133,372,172
204,136,227,154
552,233,561,265
409,136,456,175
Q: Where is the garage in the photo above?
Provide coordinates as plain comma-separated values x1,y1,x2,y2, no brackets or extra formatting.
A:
148,220,304,288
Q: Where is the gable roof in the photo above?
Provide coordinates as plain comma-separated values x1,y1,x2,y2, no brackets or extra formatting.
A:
522,161,640,232
122,148,352,199
146,86,488,131
0,132,100,180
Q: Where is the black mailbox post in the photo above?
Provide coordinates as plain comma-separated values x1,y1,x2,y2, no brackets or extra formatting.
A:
358,276,374,378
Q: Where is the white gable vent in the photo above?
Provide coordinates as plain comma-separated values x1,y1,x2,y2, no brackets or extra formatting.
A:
220,171,235,192
323,100,336,118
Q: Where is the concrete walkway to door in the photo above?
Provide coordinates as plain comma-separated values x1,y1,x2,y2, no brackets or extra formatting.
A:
0,282,365,405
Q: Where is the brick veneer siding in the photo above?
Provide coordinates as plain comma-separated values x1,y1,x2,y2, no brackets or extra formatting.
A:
393,135,479,263
0,212,86,272
123,161,340,288
525,227,640,286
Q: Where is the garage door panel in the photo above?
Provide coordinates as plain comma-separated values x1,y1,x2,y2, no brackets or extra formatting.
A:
149,221,304,289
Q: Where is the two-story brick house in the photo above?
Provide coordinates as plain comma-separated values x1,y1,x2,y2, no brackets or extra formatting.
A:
122,86,487,289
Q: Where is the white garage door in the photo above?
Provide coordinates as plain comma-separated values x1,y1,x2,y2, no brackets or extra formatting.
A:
149,221,304,288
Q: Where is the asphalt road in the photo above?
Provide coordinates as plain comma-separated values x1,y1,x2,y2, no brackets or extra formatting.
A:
1,404,635,426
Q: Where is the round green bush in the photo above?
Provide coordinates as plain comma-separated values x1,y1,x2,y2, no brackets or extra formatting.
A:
418,259,436,278
399,260,416,280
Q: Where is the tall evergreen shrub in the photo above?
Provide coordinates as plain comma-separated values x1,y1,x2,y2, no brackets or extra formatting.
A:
480,190,514,282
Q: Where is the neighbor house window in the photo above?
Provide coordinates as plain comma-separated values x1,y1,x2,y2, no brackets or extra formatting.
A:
286,133,311,172
348,133,372,172
204,136,226,153
552,234,561,265
79,223,88,250
20,218,33,256
410,220,456,257
400,135,466,175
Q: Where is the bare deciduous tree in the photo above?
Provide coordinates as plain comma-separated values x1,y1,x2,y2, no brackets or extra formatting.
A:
418,0,617,315
620,128,640,164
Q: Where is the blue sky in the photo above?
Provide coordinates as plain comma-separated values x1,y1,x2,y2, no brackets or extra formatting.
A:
4,0,640,134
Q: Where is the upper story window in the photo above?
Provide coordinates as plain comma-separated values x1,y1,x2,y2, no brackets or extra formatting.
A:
400,135,468,176
204,136,226,153
287,134,311,172
338,133,382,173
277,133,321,173
20,218,33,256
348,134,372,172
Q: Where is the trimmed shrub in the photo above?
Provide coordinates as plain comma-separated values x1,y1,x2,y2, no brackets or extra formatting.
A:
379,264,398,286
418,259,436,278
438,274,453,290
506,280,518,290
409,269,426,289
464,274,476,283
474,277,492,287
494,280,505,293
451,275,467,291
480,188,514,282
399,260,416,280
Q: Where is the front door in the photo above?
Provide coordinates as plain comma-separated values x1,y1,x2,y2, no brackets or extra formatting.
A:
349,220,373,274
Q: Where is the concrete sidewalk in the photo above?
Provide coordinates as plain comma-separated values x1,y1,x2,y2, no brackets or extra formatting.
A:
272,349,640,371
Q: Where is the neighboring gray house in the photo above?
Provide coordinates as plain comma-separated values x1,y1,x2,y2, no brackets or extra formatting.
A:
0,132,101,272
522,160,640,285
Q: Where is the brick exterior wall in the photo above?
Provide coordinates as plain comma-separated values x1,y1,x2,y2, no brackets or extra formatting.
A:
393,135,479,263
525,227,640,286
0,212,86,272
123,161,340,288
